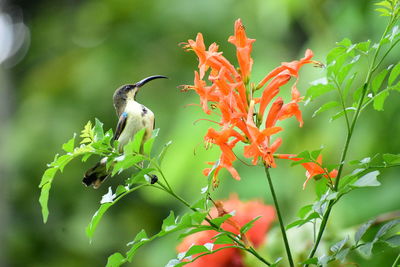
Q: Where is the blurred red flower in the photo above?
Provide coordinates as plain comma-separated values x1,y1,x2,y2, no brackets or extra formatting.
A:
177,194,276,267
182,19,316,184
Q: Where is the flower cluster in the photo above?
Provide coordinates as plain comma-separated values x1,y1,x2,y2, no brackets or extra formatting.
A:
177,194,275,267
182,19,316,185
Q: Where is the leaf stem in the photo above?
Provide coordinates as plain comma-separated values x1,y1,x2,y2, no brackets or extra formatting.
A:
264,165,295,267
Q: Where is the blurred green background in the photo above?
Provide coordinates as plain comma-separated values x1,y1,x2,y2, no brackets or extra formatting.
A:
1,0,399,266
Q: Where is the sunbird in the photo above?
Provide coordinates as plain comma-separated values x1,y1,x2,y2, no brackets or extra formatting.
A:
83,75,167,188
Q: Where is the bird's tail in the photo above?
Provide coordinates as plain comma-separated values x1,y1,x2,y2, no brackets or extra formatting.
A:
82,158,109,189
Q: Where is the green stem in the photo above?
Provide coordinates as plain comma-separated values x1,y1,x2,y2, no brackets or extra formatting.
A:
305,16,397,267
155,181,272,266
392,252,400,267
264,165,295,267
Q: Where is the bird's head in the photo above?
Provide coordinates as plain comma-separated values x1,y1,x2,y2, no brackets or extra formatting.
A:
113,75,167,115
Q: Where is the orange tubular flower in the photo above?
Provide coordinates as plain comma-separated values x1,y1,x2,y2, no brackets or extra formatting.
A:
182,19,315,184
277,154,338,189
177,194,275,267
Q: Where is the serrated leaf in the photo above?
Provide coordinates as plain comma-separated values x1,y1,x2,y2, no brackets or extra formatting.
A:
312,101,340,117
355,219,374,244
106,253,126,267
373,90,389,111
352,171,381,187
86,202,113,240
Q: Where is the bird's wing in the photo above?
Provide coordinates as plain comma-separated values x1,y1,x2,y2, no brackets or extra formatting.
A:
114,112,128,141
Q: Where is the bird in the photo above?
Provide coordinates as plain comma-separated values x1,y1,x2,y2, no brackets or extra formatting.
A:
82,75,167,188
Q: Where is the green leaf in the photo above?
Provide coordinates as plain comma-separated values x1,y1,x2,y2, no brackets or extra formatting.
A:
39,167,58,188
355,219,374,244
161,211,176,232
86,202,113,240
388,62,400,85
373,90,390,111
112,154,146,176
184,244,212,257
125,229,151,261
372,69,388,93
286,212,320,230
383,153,400,165
126,168,155,186
124,128,146,154
358,242,374,256
106,253,126,267
94,118,105,141
62,134,75,153
375,7,391,16
39,183,52,223
352,171,381,187
301,257,318,265
80,121,94,143
306,83,336,101
331,236,349,253
297,204,313,219
240,216,262,234
385,235,400,247
356,40,371,53
210,214,232,228
337,55,360,84
312,101,340,117
330,107,356,122
157,140,172,165
375,219,400,240
178,226,215,239
213,234,232,245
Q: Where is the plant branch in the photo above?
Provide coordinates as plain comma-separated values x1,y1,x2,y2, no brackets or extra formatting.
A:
305,16,398,266
155,180,272,266
264,165,295,267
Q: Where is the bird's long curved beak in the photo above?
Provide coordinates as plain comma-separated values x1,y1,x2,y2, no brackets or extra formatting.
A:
135,75,168,88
